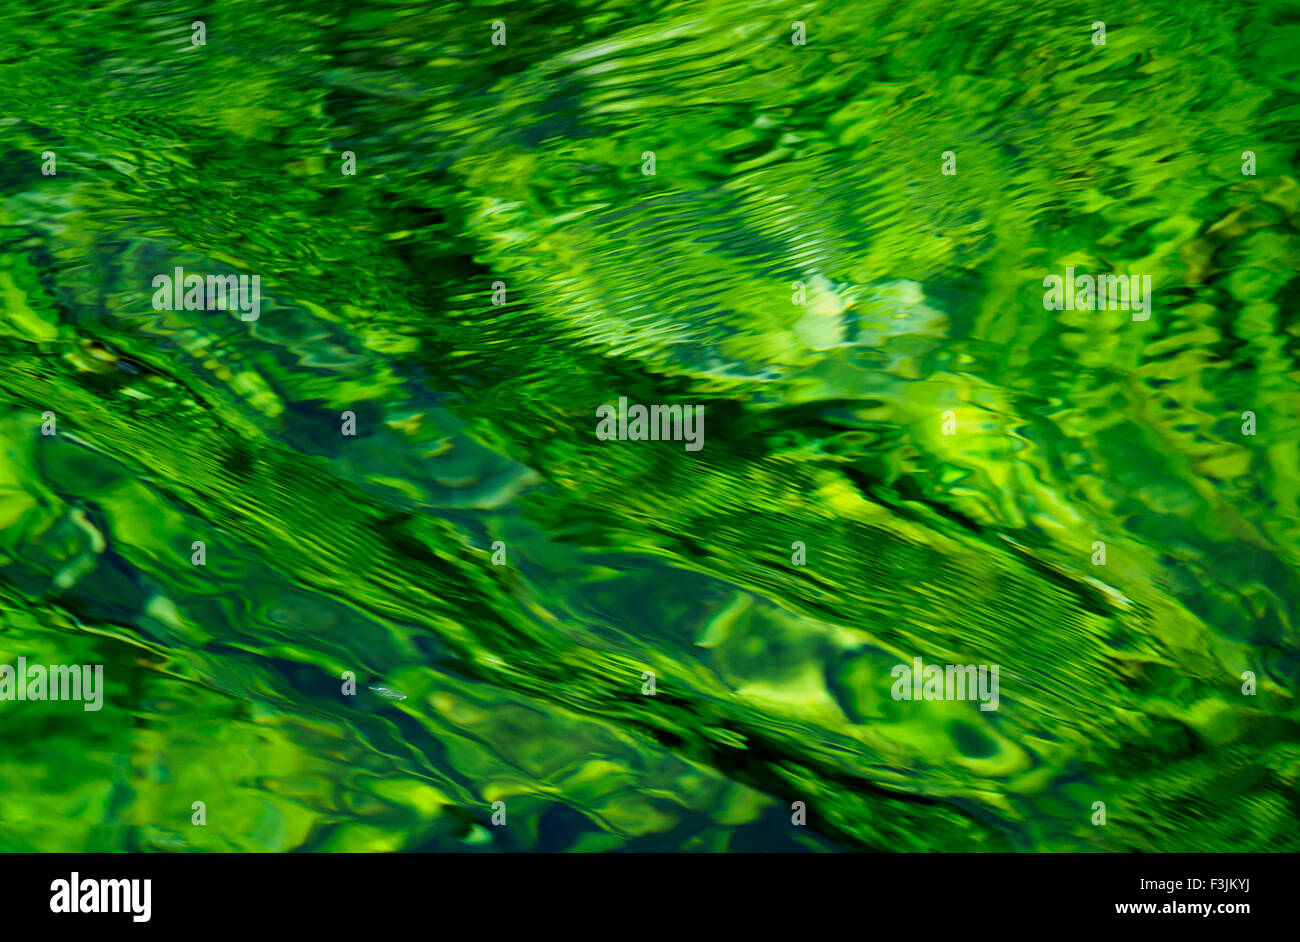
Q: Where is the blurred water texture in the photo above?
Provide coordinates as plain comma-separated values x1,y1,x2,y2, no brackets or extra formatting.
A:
0,0,1298,851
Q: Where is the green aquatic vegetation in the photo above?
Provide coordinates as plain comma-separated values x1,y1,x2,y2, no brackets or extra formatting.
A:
0,0,1297,852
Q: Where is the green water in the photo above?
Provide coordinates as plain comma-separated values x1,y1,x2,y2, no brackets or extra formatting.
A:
0,0,1298,852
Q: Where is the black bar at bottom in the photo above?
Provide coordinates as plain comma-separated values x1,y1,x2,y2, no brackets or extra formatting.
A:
4,852,1285,930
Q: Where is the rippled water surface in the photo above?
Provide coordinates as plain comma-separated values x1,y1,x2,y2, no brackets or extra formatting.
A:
1,0,1298,851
